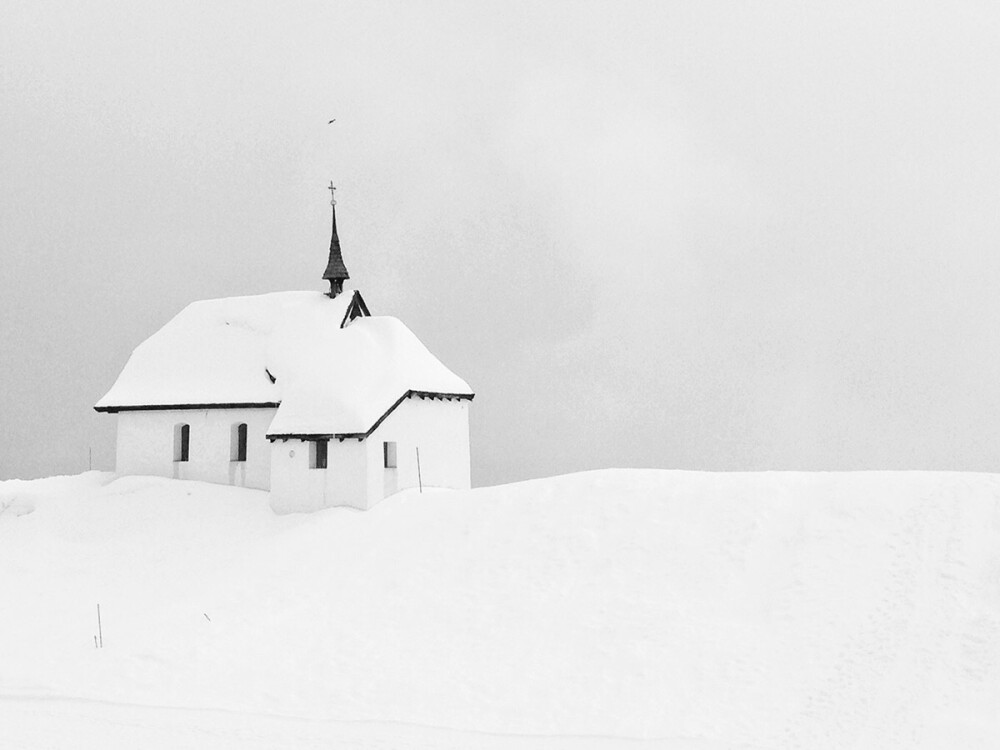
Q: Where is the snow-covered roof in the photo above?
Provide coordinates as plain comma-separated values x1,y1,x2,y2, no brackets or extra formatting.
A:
95,290,473,437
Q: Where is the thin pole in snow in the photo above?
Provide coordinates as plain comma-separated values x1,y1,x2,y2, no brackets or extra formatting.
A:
97,603,103,648
416,447,423,494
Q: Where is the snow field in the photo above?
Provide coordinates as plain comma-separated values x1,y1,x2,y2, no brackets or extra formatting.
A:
1,469,999,748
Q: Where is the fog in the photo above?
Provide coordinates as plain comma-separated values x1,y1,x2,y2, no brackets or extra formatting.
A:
3,1,1000,484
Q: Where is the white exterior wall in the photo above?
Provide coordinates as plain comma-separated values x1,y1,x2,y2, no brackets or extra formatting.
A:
365,396,471,508
268,395,471,514
113,397,470,513
269,437,367,514
114,408,276,490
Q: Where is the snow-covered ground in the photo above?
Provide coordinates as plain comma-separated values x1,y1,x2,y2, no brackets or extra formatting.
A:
1,470,998,749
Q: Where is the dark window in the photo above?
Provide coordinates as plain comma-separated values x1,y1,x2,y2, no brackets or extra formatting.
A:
232,423,248,462
174,424,190,462
311,440,328,469
383,441,397,468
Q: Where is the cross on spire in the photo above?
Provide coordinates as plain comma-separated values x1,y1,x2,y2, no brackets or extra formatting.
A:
328,181,336,206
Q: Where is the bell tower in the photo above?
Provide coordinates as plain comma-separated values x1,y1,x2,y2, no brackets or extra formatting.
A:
322,181,350,298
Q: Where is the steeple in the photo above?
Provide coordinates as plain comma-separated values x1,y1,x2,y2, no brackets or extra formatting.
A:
322,181,349,298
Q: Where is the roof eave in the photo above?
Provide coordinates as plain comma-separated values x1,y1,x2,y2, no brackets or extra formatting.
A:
94,401,281,414
265,390,474,442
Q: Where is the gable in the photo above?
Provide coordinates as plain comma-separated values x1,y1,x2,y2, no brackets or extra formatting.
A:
340,290,371,328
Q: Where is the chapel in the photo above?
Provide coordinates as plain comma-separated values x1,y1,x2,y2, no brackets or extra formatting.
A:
95,186,474,513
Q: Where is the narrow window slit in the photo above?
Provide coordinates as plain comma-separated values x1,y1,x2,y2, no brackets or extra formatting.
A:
174,424,190,462
231,423,248,462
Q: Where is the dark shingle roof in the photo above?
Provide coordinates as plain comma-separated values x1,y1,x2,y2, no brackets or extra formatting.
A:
322,203,349,281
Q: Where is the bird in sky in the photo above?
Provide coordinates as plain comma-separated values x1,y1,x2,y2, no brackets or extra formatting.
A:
328,119,336,124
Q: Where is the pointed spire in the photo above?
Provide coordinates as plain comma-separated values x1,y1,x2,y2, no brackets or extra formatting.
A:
323,181,349,298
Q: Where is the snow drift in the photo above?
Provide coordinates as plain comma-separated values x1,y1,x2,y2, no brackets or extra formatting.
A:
1,469,999,749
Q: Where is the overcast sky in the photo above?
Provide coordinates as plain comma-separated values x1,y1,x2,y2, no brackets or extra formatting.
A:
3,1,1000,485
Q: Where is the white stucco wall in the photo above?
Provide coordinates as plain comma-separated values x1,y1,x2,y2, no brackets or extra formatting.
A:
113,397,470,513
114,408,276,490
268,437,368,514
268,395,471,514
365,396,471,506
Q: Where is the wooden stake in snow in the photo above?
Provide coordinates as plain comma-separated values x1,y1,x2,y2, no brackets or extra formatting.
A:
97,603,103,648
416,447,423,494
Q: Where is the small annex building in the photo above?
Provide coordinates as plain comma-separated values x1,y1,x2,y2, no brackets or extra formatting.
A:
95,186,474,513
